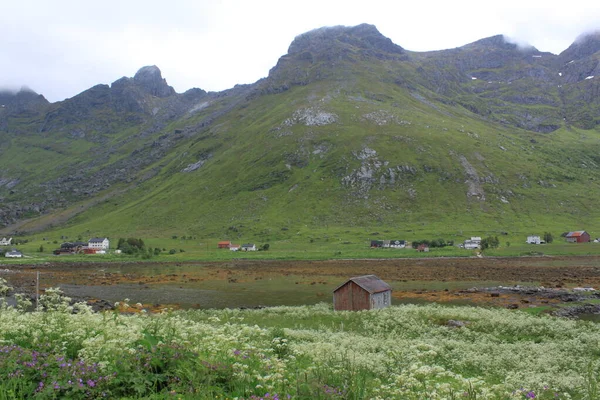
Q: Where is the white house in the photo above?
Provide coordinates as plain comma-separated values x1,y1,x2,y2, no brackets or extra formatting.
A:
0,237,12,246
88,237,110,250
229,245,240,251
463,239,480,250
526,235,542,244
241,244,256,251
5,249,22,258
470,237,482,244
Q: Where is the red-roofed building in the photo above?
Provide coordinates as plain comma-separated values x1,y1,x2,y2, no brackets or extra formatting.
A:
218,241,231,249
565,231,590,243
333,275,392,311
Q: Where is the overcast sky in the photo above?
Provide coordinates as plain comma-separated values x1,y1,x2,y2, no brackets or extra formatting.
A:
1,0,599,102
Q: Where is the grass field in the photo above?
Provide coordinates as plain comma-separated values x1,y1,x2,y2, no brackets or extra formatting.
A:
4,235,600,265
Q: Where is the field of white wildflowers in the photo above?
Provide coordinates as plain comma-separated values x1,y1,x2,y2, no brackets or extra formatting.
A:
0,278,599,399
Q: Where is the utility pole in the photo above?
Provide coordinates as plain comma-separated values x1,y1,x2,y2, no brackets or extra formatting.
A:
36,271,39,311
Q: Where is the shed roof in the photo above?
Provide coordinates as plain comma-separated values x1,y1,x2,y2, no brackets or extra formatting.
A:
566,231,587,237
334,274,391,294
218,241,231,245
89,237,108,243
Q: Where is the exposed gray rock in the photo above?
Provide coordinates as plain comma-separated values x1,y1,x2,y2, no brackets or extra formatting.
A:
0,178,19,189
182,154,212,173
458,155,485,201
284,107,338,126
361,110,412,126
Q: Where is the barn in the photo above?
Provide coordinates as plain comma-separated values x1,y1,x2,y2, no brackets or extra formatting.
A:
218,241,231,249
565,231,590,243
333,275,392,311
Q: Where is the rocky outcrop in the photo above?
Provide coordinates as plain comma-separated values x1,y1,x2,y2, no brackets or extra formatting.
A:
133,66,176,98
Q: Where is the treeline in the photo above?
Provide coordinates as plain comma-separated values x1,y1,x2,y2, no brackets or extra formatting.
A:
117,238,184,258
411,239,454,249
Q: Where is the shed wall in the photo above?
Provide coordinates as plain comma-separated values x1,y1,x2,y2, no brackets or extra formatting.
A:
333,282,370,311
370,290,391,309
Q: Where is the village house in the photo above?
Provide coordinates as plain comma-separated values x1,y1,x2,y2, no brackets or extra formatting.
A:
389,240,406,248
241,243,256,251
371,240,405,248
333,275,392,311
417,243,430,252
218,241,231,249
57,241,88,254
565,231,590,243
0,237,12,246
88,237,110,250
5,249,22,258
463,240,480,249
526,235,542,244
229,244,240,251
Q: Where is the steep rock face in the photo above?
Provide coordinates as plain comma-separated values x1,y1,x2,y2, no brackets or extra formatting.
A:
414,35,563,132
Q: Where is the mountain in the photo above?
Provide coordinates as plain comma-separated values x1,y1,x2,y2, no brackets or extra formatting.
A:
1,24,600,240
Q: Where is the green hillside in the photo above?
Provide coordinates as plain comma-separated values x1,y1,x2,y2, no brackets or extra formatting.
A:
1,24,600,240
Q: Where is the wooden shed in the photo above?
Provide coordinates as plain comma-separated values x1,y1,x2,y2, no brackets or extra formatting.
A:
565,231,590,243
218,241,231,249
333,275,392,311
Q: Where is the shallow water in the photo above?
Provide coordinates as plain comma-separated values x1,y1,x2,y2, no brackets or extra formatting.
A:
60,283,331,309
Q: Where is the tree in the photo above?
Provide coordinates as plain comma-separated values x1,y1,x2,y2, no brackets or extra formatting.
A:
481,236,500,250
262,243,270,251
543,232,553,244
39,245,44,252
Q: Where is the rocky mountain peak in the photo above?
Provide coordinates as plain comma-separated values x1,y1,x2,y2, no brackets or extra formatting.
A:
0,87,49,111
287,23,404,56
462,34,537,53
132,65,176,97
560,31,600,61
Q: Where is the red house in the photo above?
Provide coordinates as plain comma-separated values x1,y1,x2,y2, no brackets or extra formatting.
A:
333,275,392,311
416,244,430,252
218,241,231,249
565,231,590,243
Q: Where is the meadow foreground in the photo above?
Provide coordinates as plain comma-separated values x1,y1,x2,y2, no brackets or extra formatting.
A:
0,280,599,399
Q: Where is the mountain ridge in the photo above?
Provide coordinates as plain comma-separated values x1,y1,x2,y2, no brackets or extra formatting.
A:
1,24,600,239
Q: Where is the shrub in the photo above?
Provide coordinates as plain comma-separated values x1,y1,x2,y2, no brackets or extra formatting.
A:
481,236,500,250
117,238,146,254
169,249,177,254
